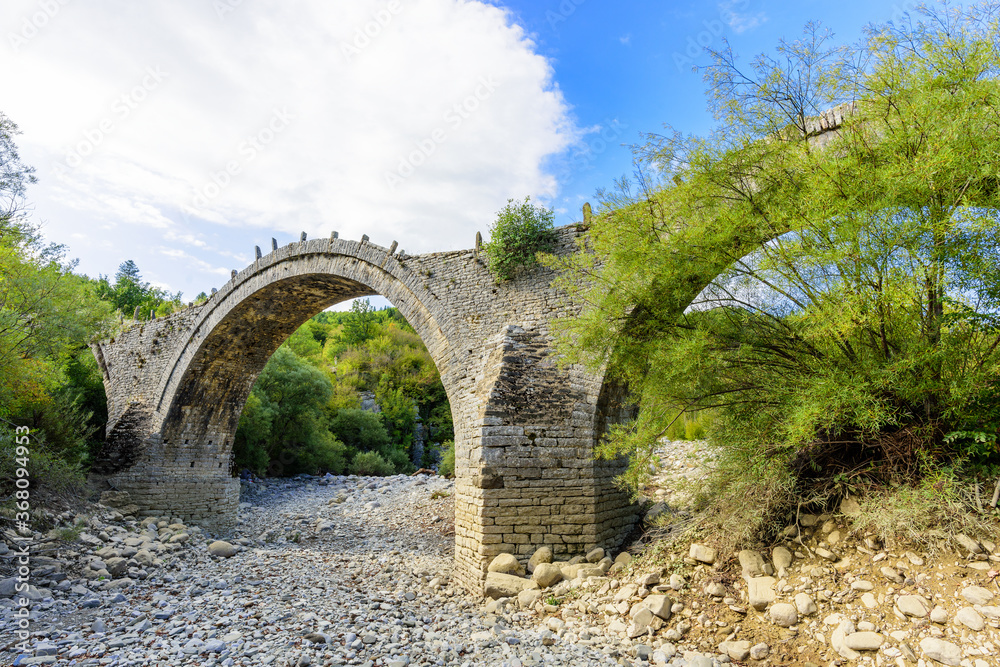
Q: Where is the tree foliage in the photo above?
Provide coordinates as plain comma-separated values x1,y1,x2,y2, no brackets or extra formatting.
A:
0,112,113,485
550,3,1000,528
235,305,453,477
341,298,379,346
484,197,556,281
95,260,182,320
232,346,347,476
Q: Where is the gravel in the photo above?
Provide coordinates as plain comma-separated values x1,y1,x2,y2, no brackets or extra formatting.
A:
0,473,721,667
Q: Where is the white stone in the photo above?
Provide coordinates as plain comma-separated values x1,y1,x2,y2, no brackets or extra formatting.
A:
769,602,798,627
794,593,817,616
845,632,883,651
487,553,524,576
955,606,984,631
896,594,930,617
688,543,716,564
747,576,776,611
961,585,994,606
919,637,963,666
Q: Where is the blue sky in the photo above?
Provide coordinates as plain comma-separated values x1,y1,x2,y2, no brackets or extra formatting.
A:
1,0,926,306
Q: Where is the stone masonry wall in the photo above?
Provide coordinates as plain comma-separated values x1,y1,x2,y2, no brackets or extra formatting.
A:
94,224,638,590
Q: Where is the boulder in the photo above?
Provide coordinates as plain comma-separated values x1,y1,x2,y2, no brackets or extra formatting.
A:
527,547,552,573
208,541,237,558
487,553,524,576
531,563,563,589
484,573,536,600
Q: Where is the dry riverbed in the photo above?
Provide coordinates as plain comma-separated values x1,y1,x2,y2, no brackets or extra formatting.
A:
3,442,1000,667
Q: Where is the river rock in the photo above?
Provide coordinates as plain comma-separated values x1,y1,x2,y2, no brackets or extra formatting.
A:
961,585,994,606
896,594,929,617
484,573,536,599
955,606,984,631
208,541,237,558
747,576,776,611
769,603,798,627
919,637,962,666
719,640,750,661
845,631,883,651
487,553,524,576
794,593,817,616
771,546,792,572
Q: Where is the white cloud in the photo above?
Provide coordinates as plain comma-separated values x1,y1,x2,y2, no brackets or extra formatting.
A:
718,1,766,34
159,247,231,278
0,0,582,296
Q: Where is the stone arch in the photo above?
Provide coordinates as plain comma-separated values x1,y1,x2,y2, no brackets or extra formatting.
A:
95,237,468,531
91,226,641,591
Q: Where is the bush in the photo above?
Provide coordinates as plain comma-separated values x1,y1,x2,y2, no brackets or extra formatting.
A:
297,431,348,475
350,450,395,476
437,440,455,477
0,426,88,505
484,197,556,281
329,408,390,452
379,444,415,475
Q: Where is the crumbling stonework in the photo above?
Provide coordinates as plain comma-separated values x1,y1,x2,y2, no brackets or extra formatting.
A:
92,225,638,591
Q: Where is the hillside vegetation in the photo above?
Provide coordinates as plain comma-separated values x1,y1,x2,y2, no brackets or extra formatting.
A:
232,299,454,478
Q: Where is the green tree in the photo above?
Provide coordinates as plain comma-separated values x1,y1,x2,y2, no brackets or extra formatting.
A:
328,408,390,453
233,346,346,475
96,260,181,320
484,197,556,281
0,112,112,491
550,3,1000,538
342,298,378,346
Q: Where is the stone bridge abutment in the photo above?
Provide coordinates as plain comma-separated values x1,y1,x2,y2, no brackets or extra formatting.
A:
92,226,638,591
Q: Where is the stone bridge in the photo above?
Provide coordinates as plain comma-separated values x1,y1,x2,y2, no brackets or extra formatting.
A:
90,224,637,591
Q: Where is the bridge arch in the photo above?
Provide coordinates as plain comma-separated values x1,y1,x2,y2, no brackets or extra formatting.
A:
92,229,638,590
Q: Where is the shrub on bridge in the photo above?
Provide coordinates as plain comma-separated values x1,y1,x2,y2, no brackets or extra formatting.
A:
484,197,556,282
